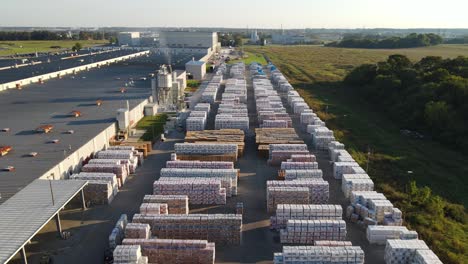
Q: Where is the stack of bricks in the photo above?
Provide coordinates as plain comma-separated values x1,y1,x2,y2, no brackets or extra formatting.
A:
132,214,242,245
113,245,148,264
142,195,189,214
123,239,215,264
273,246,364,264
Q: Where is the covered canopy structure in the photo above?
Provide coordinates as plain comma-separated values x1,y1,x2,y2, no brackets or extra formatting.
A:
0,179,88,264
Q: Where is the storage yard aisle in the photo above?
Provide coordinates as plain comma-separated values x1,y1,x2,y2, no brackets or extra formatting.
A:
277,76,386,263
215,68,282,263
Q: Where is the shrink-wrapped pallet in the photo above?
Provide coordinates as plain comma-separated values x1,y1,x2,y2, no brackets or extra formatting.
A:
166,160,234,170
289,154,316,162
332,162,361,179
412,249,443,264
139,203,168,215
271,204,343,229
81,163,128,186
273,246,364,264
342,174,373,198
267,179,329,204
122,238,215,264
124,223,151,239
282,169,323,180
113,245,147,264
266,187,310,213
175,143,238,156
384,239,429,264
186,117,207,131
88,158,134,174
280,161,318,170
280,220,347,244
143,195,189,214
159,176,234,197
132,214,242,245
153,179,226,205
367,225,410,245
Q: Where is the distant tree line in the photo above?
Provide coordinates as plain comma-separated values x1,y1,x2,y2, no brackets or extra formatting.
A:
444,36,468,44
344,55,468,152
326,33,443,49
219,33,245,47
0,30,117,41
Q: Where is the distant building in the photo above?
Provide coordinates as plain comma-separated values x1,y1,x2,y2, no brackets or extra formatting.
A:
159,31,219,52
117,32,141,46
271,34,312,45
250,30,259,44
185,59,206,80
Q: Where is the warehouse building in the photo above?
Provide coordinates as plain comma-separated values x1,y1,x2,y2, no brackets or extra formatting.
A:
185,59,206,80
159,31,220,52
271,33,312,45
118,32,141,46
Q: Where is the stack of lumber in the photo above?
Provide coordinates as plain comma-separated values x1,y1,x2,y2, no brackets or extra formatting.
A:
122,239,215,264
255,128,304,157
185,130,245,156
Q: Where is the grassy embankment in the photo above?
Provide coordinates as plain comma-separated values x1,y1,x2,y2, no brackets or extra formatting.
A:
185,80,201,93
245,45,468,264
228,50,268,65
135,114,168,142
0,40,108,57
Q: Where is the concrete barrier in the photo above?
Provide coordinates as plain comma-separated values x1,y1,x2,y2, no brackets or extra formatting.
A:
0,50,150,92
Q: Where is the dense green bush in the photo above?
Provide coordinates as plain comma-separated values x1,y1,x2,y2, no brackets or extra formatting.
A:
327,33,443,49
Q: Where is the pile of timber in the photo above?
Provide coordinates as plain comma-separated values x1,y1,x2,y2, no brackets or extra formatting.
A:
255,128,304,157
185,129,245,156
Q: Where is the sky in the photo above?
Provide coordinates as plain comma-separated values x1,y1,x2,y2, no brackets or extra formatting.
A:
1,0,467,29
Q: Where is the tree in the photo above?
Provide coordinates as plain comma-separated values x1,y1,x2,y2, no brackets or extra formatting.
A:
424,101,451,130
344,64,377,86
72,42,83,52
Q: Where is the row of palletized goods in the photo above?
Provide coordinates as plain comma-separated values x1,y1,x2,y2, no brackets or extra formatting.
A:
252,68,292,128
267,179,329,210
273,245,365,264
70,146,143,205
186,109,208,131
282,169,323,180
175,143,238,155
132,214,242,245
270,68,294,92
201,75,222,104
166,160,234,169
159,168,238,196
280,220,347,244
268,144,310,165
120,239,215,264
113,245,148,264
366,225,418,245
270,204,343,229
384,239,442,264
142,195,189,214
153,178,226,205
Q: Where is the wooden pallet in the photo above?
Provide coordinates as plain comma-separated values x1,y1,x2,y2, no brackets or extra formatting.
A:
185,129,245,157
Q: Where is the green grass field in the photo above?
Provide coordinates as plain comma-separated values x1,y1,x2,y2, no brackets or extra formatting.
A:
135,114,168,142
228,51,268,65
245,44,468,263
0,40,108,57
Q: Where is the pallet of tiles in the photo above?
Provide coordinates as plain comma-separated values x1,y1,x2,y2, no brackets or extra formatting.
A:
153,179,226,205
166,160,234,170
113,245,148,264
125,223,151,239
342,174,373,198
191,141,245,157
139,203,168,215
289,154,316,162
280,220,347,244
123,238,215,264
88,159,134,174
159,176,234,197
266,187,310,213
271,204,343,229
332,162,362,179
267,180,329,204
70,173,118,205
142,195,189,214
280,161,318,170
384,239,429,264
132,214,242,245
215,116,249,131
273,246,364,264
193,103,211,113
186,117,207,131
279,169,323,180
260,120,289,128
